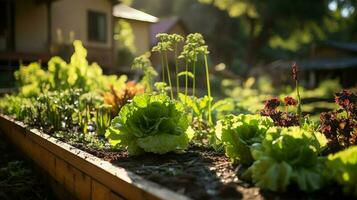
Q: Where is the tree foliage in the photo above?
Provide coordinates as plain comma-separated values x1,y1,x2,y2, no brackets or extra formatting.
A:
131,0,356,70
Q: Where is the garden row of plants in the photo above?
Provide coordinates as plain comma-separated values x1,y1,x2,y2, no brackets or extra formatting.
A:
0,33,356,197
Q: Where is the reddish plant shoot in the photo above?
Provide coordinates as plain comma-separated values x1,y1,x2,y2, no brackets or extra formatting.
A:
292,62,302,123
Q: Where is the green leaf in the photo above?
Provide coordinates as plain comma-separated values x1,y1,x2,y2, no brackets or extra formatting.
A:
251,157,292,192
178,71,194,78
327,146,357,196
216,114,273,165
137,133,189,154
248,126,327,192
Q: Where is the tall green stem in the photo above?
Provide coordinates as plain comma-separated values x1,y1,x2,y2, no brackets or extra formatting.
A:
204,55,212,124
185,60,188,97
192,60,196,97
296,80,302,124
165,52,174,99
175,44,179,96
161,53,165,82
146,69,152,92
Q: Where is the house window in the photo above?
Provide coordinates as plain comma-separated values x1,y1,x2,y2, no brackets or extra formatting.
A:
87,11,107,43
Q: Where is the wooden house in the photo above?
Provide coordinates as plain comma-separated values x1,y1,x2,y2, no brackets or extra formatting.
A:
0,0,161,86
150,17,189,71
270,41,357,88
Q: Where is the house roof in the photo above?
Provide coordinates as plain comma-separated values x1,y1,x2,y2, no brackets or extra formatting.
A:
270,57,357,71
324,41,357,52
113,4,158,23
150,17,185,45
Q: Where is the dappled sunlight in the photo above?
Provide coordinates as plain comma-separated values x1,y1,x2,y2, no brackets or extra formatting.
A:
0,0,356,199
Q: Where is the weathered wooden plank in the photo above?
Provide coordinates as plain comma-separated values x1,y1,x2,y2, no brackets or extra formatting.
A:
49,178,74,200
110,192,126,200
0,114,190,200
72,166,91,200
40,147,56,177
92,180,111,200
55,157,76,195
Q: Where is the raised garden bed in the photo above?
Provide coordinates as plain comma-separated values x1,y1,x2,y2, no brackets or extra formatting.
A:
0,114,265,200
0,114,188,200
1,114,350,200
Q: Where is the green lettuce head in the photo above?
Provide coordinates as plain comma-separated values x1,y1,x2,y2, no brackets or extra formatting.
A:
327,146,357,197
248,126,327,192
215,114,274,165
105,94,190,155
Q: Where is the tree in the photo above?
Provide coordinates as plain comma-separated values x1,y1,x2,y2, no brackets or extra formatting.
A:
128,0,356,73
199,0,333,67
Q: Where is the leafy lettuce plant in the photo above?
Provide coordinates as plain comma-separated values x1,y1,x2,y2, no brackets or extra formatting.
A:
215,114,274,165
105,94,190,155
14,62,49,97
327,146,357,197
14,40,128,97
248,126,328,192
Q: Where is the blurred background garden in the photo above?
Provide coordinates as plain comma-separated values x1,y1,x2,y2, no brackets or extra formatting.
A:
1,0,357,122
0,1,357,199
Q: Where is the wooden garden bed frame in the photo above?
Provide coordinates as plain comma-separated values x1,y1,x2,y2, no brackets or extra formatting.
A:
0,114,189,200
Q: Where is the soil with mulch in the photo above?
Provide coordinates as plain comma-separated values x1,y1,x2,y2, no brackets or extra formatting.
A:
75,144,344,200
0,134,55,200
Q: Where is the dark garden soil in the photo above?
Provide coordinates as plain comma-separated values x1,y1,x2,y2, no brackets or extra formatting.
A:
0,134,55,200
75,144,345,200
